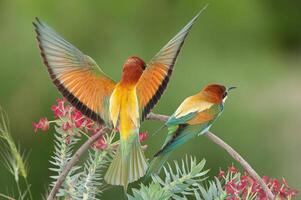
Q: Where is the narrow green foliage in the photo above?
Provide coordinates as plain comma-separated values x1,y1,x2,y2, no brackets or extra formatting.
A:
0,107,28,179
195,177,226,200
50,125,116,199
128,183,172,200
64,150,110,199
49,126,80,198
49,126,79,185
153,156,209,199
0,106,32,200
128,156,210,200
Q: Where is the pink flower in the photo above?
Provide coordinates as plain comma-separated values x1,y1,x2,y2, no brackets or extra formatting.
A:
218,169,225,178
56,98,66,110
279,188,288,198
92,136,107,150
225,180,237,196
33,117,49,132
262,176,270,184
72,109,85,128
85,119,95,131
288,189,298,197
218,166,298,199
62,121,72,131
139,131,148,143
51,98,67,118
51,105,64,118
237,175,248,191
228,165,238,173
271,178,281,193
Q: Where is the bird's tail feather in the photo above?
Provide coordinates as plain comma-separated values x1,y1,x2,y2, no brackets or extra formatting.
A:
145,152,171,178
104,138,148,191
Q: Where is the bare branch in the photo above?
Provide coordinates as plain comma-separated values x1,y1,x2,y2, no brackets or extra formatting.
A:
0,193,16,200
203,132,274,199
146,112,169,121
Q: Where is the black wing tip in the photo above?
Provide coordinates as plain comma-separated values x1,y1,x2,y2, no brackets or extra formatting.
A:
33,17,47,31
188,4,208,27
33,18,43,33
33,17,40,26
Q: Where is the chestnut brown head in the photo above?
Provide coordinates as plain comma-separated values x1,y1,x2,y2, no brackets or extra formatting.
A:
202,84,236,103
202,84,227,103
123,56,146,70
121,56,146,84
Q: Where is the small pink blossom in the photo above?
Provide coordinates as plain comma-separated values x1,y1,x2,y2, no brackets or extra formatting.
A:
33,117,49,132
56,98,66,110
51,105,64,118
288,189,298,197
262,176,270,184
92,136,107,150
218,165,298,199
51,98,67,118
62,121,72,131
218,169,225,178
85,119,95,131
225,180,237,196
139,131,148,143
228,164,238,173
72,110,85,128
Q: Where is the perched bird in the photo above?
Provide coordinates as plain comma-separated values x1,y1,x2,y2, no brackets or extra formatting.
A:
146,84,236,176
33,12,202,189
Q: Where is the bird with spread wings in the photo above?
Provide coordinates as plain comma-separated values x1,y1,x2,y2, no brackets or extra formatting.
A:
33,12,201,190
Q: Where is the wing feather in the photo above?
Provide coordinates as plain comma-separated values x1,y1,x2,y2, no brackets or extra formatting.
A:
34,18,115,124
136,11,204,120
166,95,214,125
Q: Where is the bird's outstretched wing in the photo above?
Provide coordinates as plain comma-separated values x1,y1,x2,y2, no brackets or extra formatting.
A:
136,10,205,120
33,18,116,124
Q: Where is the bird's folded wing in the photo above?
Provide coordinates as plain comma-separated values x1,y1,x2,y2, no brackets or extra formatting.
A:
167,97,214,125
33,18,116,124
136,11,203,120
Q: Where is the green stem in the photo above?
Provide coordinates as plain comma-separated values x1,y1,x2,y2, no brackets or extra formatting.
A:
0,193,16,200
78,129,90,138
24,178,33,200
16,181,22,199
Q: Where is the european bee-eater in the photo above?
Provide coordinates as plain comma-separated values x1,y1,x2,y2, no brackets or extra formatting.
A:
33,12,201,189
146,84,236,176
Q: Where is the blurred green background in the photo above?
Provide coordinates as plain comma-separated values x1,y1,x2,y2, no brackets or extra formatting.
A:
0,0,300,198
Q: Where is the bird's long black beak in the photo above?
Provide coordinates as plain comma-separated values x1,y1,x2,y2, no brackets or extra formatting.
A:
227,86,237,92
